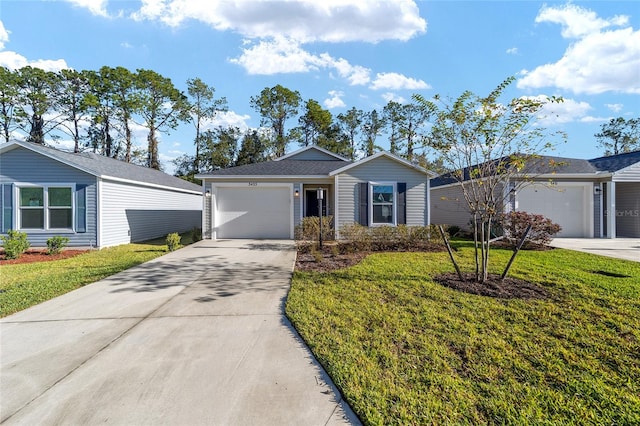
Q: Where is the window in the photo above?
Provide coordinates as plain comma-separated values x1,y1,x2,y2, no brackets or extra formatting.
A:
18,185,74,230
370,183,395,225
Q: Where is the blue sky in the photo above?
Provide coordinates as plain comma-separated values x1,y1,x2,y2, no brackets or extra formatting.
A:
1,0,638,172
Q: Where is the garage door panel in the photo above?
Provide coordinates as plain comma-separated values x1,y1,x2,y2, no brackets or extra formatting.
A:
517,184,589,238
216,187,291,239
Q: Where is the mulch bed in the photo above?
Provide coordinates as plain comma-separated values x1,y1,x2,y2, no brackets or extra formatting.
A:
434,272,550,300
295,249,369,272
0,249,90,265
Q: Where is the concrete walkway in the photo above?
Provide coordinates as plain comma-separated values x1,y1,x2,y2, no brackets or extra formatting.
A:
1,240,360,425
550,238,640,262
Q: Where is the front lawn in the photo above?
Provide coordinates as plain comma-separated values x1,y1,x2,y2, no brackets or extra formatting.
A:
286,245,640,425
0,233,196,317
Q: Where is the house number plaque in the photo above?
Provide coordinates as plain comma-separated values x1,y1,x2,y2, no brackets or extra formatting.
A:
248,182,258,186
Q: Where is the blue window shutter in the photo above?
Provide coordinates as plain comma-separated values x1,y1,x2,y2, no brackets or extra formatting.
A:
76,185,87,233
358,182,369,226
2,184,13,232
397,182,406,225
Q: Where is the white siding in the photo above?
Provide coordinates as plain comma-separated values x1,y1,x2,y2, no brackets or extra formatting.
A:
100,179,202,247
613,162,640,182
336,156,428,229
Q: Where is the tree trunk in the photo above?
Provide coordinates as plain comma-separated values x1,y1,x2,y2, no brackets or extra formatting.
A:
148,128,159,170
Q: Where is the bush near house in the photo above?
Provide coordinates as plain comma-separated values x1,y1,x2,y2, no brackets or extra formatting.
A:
166,232,182,252
1,230,30,259
338,223,444,253
498,211,562,248
294,216,335,242
46,236,70,255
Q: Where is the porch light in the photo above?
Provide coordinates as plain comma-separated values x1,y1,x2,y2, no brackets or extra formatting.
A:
205,189,211,198
594,186,602,195
295,189,299,197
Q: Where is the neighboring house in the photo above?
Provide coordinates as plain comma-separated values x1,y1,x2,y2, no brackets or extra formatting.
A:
431,151,640,238
0,140,202,248
196,146,433,239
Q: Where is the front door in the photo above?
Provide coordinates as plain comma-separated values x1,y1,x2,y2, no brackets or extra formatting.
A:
305,189,327,217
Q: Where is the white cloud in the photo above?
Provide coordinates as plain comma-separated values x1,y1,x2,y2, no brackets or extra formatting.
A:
0,21,9,50
605,103,624,113
130,0,426,43
522,95,593,126
381,92,406,104
229,37,324,74
64,0,109,17
324,91,346,109
0,51,69,72
121,42,133,49
370,72,430,91
231,37,374,87
535,4,628,39
518,5,640,94
207,110,251,132
506,47,518,55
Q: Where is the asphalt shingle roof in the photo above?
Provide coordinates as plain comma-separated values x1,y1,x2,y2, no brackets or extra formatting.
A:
8,142,201,192
431,151,640,187
200,159,351,176
589,150,640,172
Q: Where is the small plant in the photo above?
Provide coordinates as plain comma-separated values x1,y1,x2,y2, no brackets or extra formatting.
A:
499,211,562,248
311,247,324,263
294,216,335,241
1,229,30,259
190,227,202,242
46,236,70,255
166,232,182,252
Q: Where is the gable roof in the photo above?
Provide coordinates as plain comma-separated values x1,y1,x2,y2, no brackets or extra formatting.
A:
196,159,350,177
274,145,350,162
431,151,640,187
588,150,640,173
329,151,433,177
0,141,201,193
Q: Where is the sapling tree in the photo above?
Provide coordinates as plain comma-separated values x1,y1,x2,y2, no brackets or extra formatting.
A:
414,77,566,283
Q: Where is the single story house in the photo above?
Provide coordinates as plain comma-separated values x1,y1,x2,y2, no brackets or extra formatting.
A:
0,140,202,248
431,151,640,238
195,146,433,239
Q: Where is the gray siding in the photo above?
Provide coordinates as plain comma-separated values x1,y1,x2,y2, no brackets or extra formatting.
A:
0,147,98,247
100,179,202,247
336,156,428,229
615,182,640,237
294,183,302,226
431,184,472,230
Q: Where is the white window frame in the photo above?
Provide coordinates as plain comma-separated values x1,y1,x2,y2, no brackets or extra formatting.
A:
15,183,76,232
369,181,397,226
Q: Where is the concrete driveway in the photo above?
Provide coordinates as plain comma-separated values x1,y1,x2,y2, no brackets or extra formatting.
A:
1,240,360,425
550,238,640,262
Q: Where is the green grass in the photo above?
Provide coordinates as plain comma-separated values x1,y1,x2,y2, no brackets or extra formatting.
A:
0,233,196,317
286,245,640,425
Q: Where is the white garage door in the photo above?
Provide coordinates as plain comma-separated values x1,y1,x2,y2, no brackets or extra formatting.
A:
517,184,590,238
216,186,291,239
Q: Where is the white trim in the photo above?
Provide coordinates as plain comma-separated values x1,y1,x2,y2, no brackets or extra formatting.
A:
426,178,431,225
196,174,331,180
14,183,76,232
101,175,202,195
274,145,350,162
334,175,340,237
329,151,432,177
607,181,616,238
369,181,397,226
297,183,303,224
96,178,103,248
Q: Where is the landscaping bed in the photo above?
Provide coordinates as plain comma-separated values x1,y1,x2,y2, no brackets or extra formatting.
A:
0,249,89,265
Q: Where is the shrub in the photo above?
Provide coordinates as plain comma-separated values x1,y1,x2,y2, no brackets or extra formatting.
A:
338,223,444,253
166,232,182,252
46,236,70,255
191,227,202,242
1,229,30,259
498,211,562,248
294,216,335,241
